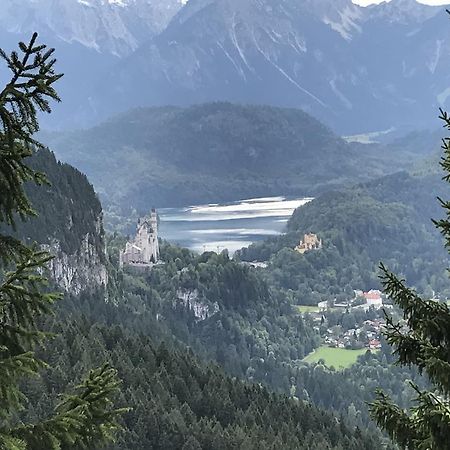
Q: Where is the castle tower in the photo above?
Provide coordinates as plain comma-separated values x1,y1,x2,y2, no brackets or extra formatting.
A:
149,208,159,263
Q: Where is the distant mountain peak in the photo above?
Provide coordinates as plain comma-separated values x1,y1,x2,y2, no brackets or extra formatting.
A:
365,0,444,23
0,0,184,56
4,0,450,133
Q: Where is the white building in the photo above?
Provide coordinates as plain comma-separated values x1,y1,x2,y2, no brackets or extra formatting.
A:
120,209,160,267
318,301,328,311
363,290,383,308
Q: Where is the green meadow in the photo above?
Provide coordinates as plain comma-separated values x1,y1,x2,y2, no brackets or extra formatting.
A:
297,305,320,314
303,346,368,369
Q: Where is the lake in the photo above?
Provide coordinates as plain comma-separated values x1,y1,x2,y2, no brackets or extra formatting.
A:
158,196,312,254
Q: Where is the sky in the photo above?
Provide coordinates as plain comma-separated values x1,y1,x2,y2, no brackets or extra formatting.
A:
353,0,450,5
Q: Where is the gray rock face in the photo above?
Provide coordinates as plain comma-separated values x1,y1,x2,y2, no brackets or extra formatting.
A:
176,289,219,321
0,0,184,128
42,216,108,295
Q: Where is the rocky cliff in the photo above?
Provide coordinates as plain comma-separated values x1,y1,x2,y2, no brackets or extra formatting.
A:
42,227,108,296
6,149,108,294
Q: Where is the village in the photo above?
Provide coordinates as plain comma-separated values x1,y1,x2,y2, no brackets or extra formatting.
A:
294,233,388,352
298,288,388,352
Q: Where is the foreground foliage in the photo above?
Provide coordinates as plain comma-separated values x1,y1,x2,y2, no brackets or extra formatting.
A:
369,112,450,449
0,34,124,449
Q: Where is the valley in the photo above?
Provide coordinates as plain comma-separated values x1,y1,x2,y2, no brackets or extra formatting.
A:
3,2,450,449
10,142,439,447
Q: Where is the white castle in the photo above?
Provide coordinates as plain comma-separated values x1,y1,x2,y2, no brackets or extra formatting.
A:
120,209,160,268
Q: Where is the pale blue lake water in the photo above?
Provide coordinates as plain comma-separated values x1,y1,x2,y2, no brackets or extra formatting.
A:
158,196,312,254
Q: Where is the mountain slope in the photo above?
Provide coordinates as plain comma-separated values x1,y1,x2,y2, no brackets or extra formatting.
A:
4,0,450,132
21,293,382,450
2,149,108,293
88,0,450,133
43,102,426,211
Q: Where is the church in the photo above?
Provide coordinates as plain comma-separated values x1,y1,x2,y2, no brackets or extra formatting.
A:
120,209,160,267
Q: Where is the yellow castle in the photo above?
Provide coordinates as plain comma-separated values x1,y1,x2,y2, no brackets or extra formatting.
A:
295,233,322,254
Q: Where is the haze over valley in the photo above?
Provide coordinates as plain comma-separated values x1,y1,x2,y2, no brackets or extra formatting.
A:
2,1,450,449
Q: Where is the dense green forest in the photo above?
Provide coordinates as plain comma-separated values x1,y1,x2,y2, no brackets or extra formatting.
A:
9,147,431,446
102,239,426,438
237,172,450,304
18,246,423,446
41,103,433,213
20,293,383,450
108,238,321,385
2,148,104,257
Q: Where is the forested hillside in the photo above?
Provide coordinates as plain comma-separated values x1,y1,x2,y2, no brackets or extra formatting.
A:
16,238,422,447
21,293,382,450
237,172,450,303
41,103,428,211
98,238,423,440
107,239,320,384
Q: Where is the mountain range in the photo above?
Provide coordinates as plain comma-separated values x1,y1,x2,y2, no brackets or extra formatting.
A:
0,0,184,127
0,0,183,56
3,0,450,133
93,0,450,133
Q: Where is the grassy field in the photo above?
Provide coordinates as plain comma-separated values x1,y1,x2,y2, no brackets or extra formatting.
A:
297,305,320,314
303,346,368,369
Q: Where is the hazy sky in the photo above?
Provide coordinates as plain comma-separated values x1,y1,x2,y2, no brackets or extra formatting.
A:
353,0,449,5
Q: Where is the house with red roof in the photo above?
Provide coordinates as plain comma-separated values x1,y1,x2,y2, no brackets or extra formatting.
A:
363,290,383,308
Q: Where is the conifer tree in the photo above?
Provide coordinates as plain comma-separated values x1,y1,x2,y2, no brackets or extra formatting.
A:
369,109,450,449
0,33,126,449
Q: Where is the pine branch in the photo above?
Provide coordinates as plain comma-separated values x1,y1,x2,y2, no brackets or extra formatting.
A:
369,107,450,449
0,32,63,230
0,33,126,449
370,389,423,449
11,365,129,449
